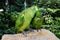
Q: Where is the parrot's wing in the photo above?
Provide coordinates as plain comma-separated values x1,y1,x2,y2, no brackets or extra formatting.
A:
15,11,25,33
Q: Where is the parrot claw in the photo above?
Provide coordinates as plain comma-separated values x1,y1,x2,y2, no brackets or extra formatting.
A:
36,29,39,32
36,28,41,32
29,28,34,32
22,31,27,37
33,30,37,32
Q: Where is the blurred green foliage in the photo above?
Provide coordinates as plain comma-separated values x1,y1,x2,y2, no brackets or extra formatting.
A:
0,0,60,39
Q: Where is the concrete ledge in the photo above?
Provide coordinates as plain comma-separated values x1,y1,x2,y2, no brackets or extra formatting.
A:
1,29,59,40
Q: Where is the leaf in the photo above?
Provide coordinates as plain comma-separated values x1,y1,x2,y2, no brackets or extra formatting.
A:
47,8,60,13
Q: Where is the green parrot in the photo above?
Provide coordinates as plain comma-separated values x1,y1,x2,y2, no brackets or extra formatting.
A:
31,9,44,29
15,6,38,33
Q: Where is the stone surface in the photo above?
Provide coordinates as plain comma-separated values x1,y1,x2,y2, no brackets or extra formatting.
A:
1,29,59,40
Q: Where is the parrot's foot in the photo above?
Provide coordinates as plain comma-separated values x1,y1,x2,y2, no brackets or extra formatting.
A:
22,31,27,37
36,28,41,32
33,30,37,32
29,28,34,32
28,28,38,33
36,29,39,32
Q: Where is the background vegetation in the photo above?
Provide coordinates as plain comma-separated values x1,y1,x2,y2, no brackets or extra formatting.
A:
0,0,60,39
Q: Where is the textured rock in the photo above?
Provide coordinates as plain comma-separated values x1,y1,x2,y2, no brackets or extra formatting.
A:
1,29,59,40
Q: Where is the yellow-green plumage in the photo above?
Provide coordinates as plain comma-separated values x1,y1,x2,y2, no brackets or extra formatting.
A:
32,9,44,29
15,6,38,33
15,12,25,33
32,17,44,29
